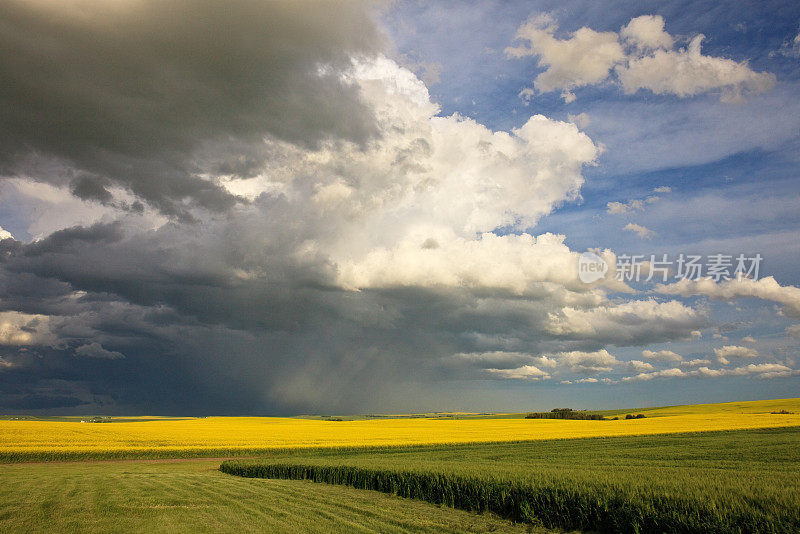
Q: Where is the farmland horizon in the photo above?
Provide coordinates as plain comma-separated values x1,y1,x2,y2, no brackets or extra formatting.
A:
3,394,799,420
3,389,799,532
3,398,799,464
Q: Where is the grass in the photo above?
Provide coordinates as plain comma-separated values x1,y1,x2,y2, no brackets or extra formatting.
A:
3,399,799,531
0,460,542,533
2,398,800,462
221,427,800,533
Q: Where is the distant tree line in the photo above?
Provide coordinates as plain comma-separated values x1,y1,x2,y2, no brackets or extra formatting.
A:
524,409,648,421
525,408,605,420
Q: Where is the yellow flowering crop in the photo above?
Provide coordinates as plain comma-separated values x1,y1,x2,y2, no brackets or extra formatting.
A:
1,398,798,458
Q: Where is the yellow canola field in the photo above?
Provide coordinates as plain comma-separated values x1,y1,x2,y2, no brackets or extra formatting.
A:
2,398,799,456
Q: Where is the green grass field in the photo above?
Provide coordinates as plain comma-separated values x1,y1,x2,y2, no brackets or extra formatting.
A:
0,460,543,533
222,427,800,533
3,401,799,532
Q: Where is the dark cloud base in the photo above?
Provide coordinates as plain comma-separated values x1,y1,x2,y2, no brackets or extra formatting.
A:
0,0,383,218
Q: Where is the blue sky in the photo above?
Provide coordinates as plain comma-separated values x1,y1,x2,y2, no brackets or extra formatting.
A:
0,1,798,414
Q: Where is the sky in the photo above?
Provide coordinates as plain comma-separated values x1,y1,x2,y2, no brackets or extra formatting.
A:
0,0,799,415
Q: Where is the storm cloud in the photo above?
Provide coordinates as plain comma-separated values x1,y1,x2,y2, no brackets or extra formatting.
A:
0,53,706,413
0,0,383,217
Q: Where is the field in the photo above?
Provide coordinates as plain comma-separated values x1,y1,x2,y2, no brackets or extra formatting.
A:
0,460,536,533
2,398,799,462
1,398,799,532
222,427,800,532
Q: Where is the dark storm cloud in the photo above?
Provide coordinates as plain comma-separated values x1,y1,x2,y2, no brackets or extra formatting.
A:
0,218,456,413
0,198,708,415
0,248,703,416
0,200,342,331
0,0,383,217
69,175,114,204
0,179,712,415
4,395,86,410
22,221,125,256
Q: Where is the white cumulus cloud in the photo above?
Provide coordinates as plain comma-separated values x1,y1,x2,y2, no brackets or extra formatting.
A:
622,367,684,382
556,349,620,375
713,345,758,364
506,13,624,102
656,276,800,318
486,365,550,380
627,360,655,372
508,14,776,103
622,222,655,239
616,34,776,103
641,349,683,363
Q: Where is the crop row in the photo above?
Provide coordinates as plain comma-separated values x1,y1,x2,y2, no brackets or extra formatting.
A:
219,460,795,533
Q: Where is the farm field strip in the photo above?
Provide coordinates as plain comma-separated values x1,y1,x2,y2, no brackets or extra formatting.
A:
2,398,799,461
221,427,800,533
0,460,538,533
